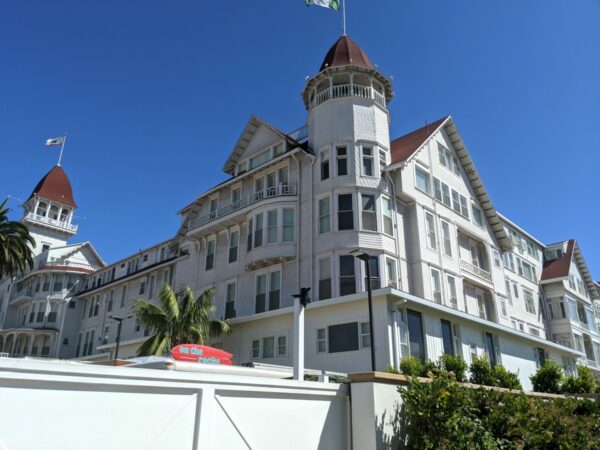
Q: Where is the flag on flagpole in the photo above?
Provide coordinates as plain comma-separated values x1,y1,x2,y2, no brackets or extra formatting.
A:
46,137,65,147
305,0,339,11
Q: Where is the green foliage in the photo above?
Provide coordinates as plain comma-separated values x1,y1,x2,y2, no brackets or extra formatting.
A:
0,199,35,278
398,372,600,449
492,365,522,390
469,355,495,385
133,284,231,356
562,365,597,394
384,364,400,375
530,360,563,394
439,354,468,382
399,356,425,377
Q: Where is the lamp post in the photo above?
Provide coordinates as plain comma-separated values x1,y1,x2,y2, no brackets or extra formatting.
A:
350,249,376,372
109,315,126,362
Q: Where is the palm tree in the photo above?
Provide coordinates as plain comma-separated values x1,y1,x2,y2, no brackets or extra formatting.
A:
0,199,35,279
133,283,231,356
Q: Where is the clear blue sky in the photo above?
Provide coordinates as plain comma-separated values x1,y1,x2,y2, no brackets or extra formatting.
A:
1,1,599,276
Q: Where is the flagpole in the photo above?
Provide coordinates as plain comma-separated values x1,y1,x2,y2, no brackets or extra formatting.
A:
58,133,67,166
342,0,347,35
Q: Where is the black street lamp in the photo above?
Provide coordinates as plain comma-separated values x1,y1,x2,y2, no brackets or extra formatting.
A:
108,315,129,362
350,249,376,372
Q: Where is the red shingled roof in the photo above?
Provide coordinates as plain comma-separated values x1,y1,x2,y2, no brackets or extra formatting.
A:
320,36,374,72
541,240,574,281
390,116,449,165
28,165,77,208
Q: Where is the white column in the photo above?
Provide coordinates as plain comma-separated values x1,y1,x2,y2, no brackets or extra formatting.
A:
293,297,305,381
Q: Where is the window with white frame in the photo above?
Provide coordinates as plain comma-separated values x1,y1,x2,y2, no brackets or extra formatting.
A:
451,190,469,218
524,288,536,314
337,194,354,230
252,340,260,359
336,146,348,176
339,255,356,296
430,268,442,304
267,210,278,244
446,275,457,308
366,256,381,289
148,275,156,299
504,278,513,306
120,285,127,308
362,146,374,176
381,197,393,235
320,149,330,180
415,167,431,194
318,257,332,300
500,298,508,317
231,186,241,205
225,282,236,319
254,214,263,247
254,269,281,314
249,149,271,170
139,280,146,296
262,337,275,358
440,220,452,256
316,328,327,353
360,322,371,347
361,194,377,231
425,212,437,250
229,230,239,263
277,336,287,356
282,209,294,242
247,218,253,251
318,197,331,234
472,204,484,227
278,166,288,185
379,149,387,175
386,258,397,289
438,143,460,175
433,178,452,207
205,239,216,270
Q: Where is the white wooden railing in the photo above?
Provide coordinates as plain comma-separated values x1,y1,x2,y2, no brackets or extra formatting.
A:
25,212,78,232
42,260,100,271
459,260,492,282
189,184,297,230
311,83,386,109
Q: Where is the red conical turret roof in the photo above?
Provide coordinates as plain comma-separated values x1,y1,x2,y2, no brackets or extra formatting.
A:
27,165,77,208
319,35,374,71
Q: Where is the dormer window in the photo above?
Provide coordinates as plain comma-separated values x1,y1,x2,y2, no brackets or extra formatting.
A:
250,149,271,170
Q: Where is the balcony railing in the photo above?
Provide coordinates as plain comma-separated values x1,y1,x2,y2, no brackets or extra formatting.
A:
24,212,78,232
460,260,492,283
41,260,100,271
288,126,308,142
189,184,297,230
311,83,386,109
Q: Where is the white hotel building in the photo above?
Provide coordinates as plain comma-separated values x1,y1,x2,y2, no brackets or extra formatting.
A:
1,36,598,389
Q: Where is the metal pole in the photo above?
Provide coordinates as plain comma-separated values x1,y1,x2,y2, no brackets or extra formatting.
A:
342,0,347,36
114,320,122,362
365,258,376,372
58,133,67,166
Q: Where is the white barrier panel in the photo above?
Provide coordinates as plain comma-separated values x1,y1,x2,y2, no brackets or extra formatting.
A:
0,359,349,450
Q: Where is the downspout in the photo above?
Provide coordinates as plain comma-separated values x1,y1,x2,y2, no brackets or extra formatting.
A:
385,169,402,290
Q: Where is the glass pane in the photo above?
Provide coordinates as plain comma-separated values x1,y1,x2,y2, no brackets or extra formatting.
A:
328,323,359,353
407,310,425,362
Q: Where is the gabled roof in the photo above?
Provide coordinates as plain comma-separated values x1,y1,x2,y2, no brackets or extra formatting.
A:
541,239,599,299
320,35,374,72
222,115,303,175
388,115,512,252
390,117,449,165
49,241,105,268
27,165,77,208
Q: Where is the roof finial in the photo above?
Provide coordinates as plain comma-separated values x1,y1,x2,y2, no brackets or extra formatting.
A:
342,0,347,36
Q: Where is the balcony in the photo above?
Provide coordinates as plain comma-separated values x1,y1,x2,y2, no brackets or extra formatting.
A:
311,84,386,109
24,212,78,233
460,260,492,283
41,260,100,272
189,184,297,231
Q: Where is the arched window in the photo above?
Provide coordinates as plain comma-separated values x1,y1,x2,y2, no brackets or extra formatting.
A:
36,202,48,217
49,205,59,220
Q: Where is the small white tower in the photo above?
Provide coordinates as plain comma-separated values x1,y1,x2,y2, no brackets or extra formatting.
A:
21,165,79,255
301,35,394,157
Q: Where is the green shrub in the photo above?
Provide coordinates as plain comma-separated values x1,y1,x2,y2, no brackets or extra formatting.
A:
530,360,563,393
562,365,597,394
469,355,495,385
398,372,600,449
492,364,522,390
399,356,424,377
384,364,400,375
439,354,468,382
422,359,442,378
